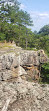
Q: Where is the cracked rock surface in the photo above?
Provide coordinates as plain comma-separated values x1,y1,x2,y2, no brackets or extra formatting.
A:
0,44,49,111
0,80,49,111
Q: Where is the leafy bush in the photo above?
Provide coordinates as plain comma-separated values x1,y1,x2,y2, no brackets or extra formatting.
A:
0,33,5,41
41,63,49,83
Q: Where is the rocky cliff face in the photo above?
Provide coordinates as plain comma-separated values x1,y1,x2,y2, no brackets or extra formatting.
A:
0,43,49,111
0,44,49,81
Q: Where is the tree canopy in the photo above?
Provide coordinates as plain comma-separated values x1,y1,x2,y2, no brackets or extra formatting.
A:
0,0,33,47
38,25,49,35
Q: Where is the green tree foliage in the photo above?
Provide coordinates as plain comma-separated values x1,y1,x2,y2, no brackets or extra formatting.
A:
0,33,5,40
32,33,49,57
41,63,49,83
0,0,33,46
38,25,49,35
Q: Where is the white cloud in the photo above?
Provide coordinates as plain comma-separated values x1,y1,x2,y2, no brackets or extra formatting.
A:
20,4,26,10
39,13,49,17
30,11,49,18
29,11,49,31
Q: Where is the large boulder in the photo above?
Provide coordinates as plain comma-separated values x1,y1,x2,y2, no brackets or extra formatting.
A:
0,48,49,81
0,52,27,80
16,66,27,76
0,53,19,81
39,50,49,63
20,51,39,66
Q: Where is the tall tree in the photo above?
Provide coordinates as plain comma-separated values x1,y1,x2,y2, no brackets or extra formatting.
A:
0,0,33,45
38,25,49,35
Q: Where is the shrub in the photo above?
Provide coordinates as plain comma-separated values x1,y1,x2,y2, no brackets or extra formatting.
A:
41,63,49,83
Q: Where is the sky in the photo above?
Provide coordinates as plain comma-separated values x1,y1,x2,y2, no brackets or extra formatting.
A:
18,0,49,32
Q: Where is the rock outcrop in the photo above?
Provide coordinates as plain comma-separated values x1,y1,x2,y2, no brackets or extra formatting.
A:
0,80,49,111
0,43,49,111
0,45,49,81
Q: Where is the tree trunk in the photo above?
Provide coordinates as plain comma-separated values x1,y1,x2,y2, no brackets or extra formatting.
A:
26,37,28,49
